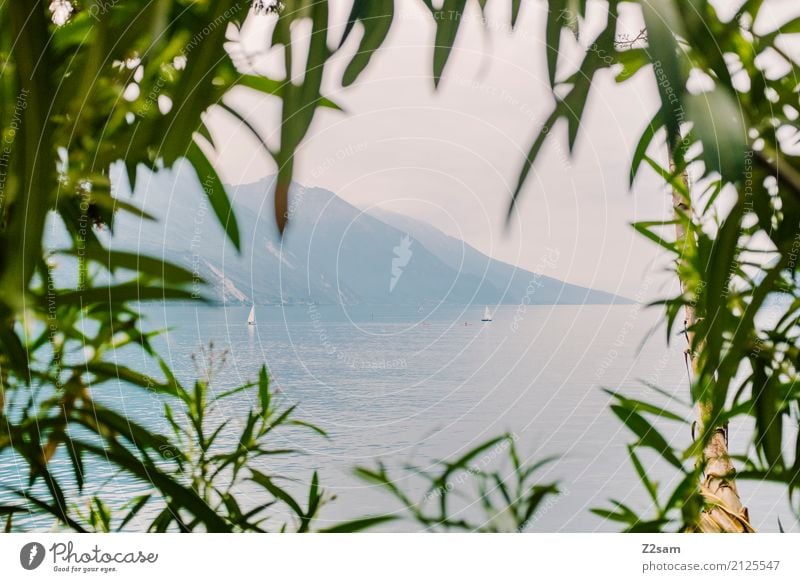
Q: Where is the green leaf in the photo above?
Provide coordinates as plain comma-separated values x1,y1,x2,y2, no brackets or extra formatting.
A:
303,471,321,531
213,380,256,402
643,155,689,198
563,71,590,151
117,494,152,532
186,140,241,252
89,497,112,532
625,519,669,533
684,89,748,183
341,0,394,87
56,283,199,306
272,0,331,233
258,366,271,415
150,506,180,533
616,48,651,83
157,356,189,403
58,248,197,284
84,362,184,398
219,104,274,159
631,220,678,253
124,159,139,195
157,0,242,165
319,515,397,533
546,1,567,87
603,389,686,422
82,439,229,532
0,326,30,376
289,419,328,438
238,75,340,110
431,0,468,87
521,484,560,525
511,0,523,29
590,506,636,524
74,405,172,454
628,445,660,508
639,380,692,407
436,435,509,484
64,437,85,491
89,191,156,221
561,5,616,152
702,202,745,390
0,487,87,532
250,470,304,518
630,109,663,186
751,360,783,468
508,106,560,222
220,493,244,524
610,405,683,468
642,0,686,151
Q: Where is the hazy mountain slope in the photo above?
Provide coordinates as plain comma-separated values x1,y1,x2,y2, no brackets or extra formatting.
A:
369,208,625,305
97,163,629,306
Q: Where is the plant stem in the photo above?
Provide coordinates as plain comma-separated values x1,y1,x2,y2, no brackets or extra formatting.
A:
672,172,753,533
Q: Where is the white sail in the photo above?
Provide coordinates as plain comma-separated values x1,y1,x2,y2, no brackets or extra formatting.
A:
482,306,492,321
247,305,256,325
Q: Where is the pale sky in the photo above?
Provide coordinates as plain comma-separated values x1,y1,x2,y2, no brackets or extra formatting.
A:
204,0,799,300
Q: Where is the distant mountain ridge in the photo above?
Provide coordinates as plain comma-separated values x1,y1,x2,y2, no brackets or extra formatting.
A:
102,162,629,306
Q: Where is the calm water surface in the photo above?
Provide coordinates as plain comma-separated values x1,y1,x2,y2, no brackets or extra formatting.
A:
2,304,795,531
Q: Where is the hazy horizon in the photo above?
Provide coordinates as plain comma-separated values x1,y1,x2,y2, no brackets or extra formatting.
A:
192,0,798,305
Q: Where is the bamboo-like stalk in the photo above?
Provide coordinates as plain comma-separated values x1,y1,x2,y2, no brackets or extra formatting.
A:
672,176,754,533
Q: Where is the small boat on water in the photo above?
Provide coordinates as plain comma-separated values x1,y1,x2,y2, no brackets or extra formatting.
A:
247,304,256,326
481,306,493,322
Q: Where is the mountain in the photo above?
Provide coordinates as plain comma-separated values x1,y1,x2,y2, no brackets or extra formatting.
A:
368,208,623,305
101,161,629,306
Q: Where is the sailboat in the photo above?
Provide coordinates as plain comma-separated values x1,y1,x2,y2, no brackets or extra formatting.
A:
481,306,492,322
247,304,256,326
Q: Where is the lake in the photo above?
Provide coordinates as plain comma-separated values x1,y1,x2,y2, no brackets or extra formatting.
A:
2,303,795,532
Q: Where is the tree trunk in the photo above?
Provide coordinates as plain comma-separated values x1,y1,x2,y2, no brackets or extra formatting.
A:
671,178,754,533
